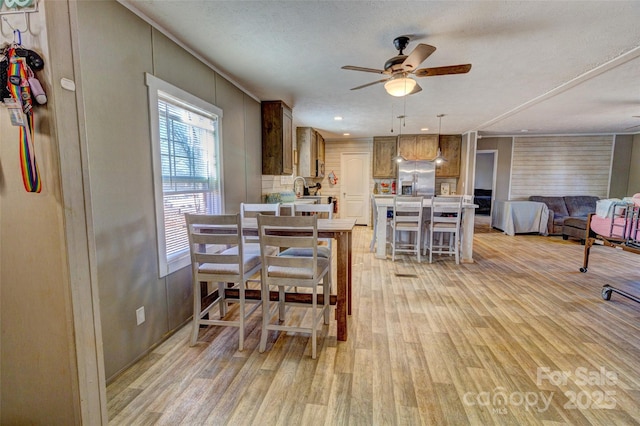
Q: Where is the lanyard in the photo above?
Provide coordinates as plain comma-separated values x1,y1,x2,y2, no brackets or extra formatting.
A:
7,46,41,193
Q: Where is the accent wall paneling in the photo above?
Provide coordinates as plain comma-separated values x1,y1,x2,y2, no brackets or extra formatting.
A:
323,139,374,216
510,136,613,199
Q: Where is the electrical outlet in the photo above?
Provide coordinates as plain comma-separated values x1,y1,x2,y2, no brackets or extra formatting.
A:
136,306,145,325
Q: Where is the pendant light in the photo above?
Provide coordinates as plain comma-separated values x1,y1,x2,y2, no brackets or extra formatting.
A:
434,114,448,164
391,110,407,163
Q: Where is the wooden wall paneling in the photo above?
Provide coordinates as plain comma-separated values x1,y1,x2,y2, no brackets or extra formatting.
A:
510,136,613,199
323,139,374,216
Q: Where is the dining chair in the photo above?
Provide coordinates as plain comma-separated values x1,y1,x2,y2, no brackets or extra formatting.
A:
289,203,334,293
257,214,330,359
240,202,280,244
370,194,379,252
424,195,459,254
184,213,264,350
370,194,393,253
391,196,424,261
428,196,463,264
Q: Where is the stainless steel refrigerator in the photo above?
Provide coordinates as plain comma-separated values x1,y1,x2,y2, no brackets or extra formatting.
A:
397,160,436,197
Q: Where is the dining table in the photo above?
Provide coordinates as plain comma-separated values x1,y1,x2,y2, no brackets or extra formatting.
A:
241,217,356,341
373,196,478,263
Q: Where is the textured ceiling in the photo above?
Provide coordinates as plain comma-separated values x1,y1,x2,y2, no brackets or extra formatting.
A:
120,1,640,140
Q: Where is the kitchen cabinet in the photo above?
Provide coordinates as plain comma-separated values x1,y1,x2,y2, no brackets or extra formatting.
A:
398,134,438,160
435,135,461,177
317,134,325,162
297,127,325,177
373,136,397,178
262,100,293,175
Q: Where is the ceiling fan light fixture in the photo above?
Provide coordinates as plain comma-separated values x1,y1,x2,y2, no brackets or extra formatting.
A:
384,76,416,97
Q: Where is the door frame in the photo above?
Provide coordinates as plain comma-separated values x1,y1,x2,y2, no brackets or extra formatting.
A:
340,152,371,225
475,149,498,217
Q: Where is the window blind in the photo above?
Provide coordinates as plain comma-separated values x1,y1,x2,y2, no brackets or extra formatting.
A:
157,94,222,260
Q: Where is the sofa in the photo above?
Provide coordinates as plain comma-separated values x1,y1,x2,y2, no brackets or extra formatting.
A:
528,196,599,242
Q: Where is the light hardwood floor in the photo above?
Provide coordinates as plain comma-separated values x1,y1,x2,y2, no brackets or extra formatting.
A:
107,223,640,425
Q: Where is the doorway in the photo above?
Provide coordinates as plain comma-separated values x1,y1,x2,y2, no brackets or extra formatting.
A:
474,150,497,218
340,152,371,225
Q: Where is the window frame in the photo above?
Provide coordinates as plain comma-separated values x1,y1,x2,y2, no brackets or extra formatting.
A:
145,73,224,277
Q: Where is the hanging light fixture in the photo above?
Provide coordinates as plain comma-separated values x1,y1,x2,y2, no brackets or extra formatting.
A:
391,112,408,162
434,114,448,164
384,75,417,97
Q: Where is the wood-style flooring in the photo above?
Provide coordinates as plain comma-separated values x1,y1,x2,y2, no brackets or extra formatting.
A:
107,221,640,425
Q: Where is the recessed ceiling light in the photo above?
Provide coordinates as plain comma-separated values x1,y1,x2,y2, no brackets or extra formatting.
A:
520,129,529,132
421,127,429,131
343,133,350,136
334,116,343,121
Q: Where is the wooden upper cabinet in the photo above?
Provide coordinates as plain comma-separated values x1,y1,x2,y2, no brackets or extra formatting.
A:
317,134,325,162
415,135,439,160
435,135,461,177
398,134,438,160
297,127,324,177
262,101,293,175
373,136,397,178
397,135,416,160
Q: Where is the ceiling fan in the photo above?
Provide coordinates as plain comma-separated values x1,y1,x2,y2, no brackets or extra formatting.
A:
624,115,640,131
342,36,472,96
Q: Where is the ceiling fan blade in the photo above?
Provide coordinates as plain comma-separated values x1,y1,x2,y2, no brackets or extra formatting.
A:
415,64,472,77
342,65,385,74
350,78,389,91
408,82,422,95
402,44,436,71
624,124,640,131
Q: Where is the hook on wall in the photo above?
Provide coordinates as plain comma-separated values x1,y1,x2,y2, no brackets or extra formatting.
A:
1,14,29,39
0,0,39,39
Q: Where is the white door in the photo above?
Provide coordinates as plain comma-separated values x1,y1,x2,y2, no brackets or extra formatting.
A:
340,152,370,225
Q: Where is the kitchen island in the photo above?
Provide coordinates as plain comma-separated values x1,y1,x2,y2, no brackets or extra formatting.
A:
373,196,478,263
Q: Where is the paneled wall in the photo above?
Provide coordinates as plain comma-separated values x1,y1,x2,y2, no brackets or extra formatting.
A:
510,136,613,199
477,137,513,202
75,1,262,380
1,3,83,423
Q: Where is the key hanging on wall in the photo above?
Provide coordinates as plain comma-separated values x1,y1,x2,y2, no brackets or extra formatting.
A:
3,28,43,192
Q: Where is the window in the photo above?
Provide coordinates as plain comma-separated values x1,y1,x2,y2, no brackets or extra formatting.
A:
146,73,224,277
